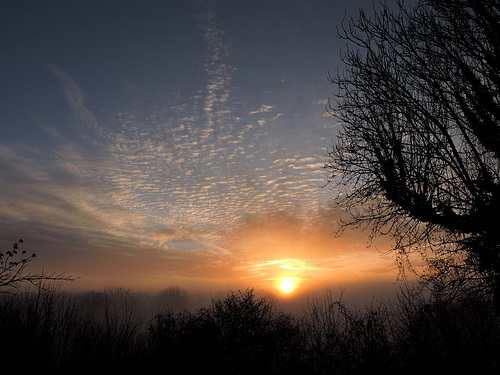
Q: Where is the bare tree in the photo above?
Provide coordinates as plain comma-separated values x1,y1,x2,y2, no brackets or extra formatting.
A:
0,239,75,293
325,0,500,304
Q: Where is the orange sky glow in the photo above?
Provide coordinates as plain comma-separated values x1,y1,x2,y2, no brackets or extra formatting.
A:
0,1,410,306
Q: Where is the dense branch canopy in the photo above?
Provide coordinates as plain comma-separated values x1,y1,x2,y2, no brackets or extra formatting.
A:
326,0,500,298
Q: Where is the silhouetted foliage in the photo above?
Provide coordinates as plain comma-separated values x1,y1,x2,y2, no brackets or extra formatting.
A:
0,239,74,292
325,0,500,305
148,288,306,374
152,285,191,312
1,286,498,374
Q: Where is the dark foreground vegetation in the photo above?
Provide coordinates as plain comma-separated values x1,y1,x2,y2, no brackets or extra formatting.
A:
1,286,499,375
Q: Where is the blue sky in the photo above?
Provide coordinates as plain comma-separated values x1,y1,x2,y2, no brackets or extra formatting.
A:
0,0,398,296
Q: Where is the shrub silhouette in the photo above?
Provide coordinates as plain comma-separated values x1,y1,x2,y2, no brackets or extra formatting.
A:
148,288,305,374
1,286,499,374
0,285,147,374
302,290,393,375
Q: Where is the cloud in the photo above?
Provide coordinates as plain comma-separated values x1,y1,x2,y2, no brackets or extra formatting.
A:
219,206,398,293
47,63,101,133
250,104,275,115
196,1,236,134
312,98,328,106
0,0,402,295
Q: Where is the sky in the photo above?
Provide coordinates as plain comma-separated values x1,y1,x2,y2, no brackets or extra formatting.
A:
1,0,402,302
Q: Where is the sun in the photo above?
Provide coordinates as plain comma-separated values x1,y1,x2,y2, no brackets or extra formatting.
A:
277,279,296,294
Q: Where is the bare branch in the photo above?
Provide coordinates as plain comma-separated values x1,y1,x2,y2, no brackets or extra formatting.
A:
326,0,500,305
0,239,76,294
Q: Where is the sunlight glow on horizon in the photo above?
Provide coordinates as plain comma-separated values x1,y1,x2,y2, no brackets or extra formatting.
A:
0,0,405,295
277,278,298,294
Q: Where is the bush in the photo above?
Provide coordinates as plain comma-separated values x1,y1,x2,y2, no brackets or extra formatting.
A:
301,290,394,375
148,289,306,374
0,286,148,374
1,286,499,374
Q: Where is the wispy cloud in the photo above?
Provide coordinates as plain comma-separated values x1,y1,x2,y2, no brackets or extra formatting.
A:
0,0,396,294
250,104,275,115
48,63,101,134
225,208,397,291
196,0,236,137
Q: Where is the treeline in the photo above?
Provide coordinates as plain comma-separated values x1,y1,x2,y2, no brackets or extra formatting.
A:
0,286,499,374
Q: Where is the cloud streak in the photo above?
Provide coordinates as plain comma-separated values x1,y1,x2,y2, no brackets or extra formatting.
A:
197,0,236,138
0,1,396,294
48,63,101,134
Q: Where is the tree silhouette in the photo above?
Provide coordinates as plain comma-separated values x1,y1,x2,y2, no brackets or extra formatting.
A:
325,0,500,304
0,239,74,292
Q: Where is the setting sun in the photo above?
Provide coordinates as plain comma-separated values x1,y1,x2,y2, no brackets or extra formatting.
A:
278,279,296,294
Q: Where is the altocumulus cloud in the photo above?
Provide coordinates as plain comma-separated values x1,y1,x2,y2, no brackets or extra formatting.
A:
0,0,394,293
